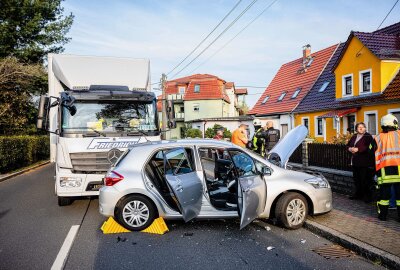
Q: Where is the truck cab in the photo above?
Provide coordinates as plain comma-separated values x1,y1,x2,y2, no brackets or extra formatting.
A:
38,54,166,206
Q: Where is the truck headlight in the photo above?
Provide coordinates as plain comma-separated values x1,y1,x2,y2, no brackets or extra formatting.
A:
60,177,82,188
304,176,330,189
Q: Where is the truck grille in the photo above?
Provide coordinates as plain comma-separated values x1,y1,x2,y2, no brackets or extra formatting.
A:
70,152,111,174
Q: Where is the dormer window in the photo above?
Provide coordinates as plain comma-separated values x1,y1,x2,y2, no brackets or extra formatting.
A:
278,91,286,101
194,84,200,93
178,86,185,94
291,88,301,98
319,81,330,92
261,95,270,104
359,69,371,94
342,74,353,96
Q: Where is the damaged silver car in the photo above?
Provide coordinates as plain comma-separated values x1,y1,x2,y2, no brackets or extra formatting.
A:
99,125,332,231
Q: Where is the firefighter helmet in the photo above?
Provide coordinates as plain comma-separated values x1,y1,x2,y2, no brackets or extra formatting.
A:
381,114,398,129
253,119,262,126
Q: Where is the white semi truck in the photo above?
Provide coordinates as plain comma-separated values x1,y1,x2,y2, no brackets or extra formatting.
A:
37,54,173,206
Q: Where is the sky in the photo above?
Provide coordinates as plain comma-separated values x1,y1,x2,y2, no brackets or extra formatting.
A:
62,0,400,107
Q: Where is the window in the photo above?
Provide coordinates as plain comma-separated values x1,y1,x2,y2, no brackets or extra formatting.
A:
261,96,269,104
342,75,353,96
389,109,400,124
194,84,200,93
291,88,301,99
178,86,185,94
165,148,193,175
193,103,199,112
360,70,371,93
315,117,323,136
347,115,355,133
179,106,184,113
302,118,309,130
365,112,377,135
319,81,330,92
278,91,286,101
229,150,257,177
281,124,288,137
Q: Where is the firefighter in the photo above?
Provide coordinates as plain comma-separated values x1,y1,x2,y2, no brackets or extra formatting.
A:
251,120,267,157
370,114,400,221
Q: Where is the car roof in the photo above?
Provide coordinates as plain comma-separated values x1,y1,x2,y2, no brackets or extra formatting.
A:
130,139,237,150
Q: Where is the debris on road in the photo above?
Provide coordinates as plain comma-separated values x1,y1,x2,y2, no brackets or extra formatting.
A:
300,239,306,244
267,246,275,251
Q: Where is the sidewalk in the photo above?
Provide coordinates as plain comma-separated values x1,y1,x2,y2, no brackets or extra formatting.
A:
306,192,400,268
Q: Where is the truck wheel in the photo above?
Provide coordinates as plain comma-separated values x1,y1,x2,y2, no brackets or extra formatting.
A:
275,192,308,230
115,195,156,231
58,196,73,206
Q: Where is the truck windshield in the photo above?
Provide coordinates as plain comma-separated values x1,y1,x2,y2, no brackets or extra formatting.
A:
62,100,158,134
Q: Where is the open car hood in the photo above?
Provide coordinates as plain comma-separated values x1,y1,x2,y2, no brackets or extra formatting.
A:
267,125,308,168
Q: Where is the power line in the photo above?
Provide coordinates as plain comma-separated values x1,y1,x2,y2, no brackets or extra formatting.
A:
166,0,243,76
356,0,399,56
235,85,266,88
171,0,259,79
190,0,278,73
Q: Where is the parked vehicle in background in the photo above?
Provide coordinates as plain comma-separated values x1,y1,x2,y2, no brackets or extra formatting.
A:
99,126,332,231
37,54,175,206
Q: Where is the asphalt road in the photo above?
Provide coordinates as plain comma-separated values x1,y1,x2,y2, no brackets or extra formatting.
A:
0,164,382,270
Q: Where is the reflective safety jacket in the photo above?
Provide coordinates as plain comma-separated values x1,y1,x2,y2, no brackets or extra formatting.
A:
373,130,400,185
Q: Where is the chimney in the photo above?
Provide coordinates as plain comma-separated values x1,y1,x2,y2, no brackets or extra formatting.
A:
303,44,311,63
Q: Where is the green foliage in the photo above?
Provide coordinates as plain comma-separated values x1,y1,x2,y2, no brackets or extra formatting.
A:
204,124,231,138
0,57,47,134
0,0,74,63
185,128,203,138
0,135,49,173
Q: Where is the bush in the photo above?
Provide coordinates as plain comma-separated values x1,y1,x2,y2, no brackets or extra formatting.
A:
186,128,203,138
0,135,49,173
204,124,232,139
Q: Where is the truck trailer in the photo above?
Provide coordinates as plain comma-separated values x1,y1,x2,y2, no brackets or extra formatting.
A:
37,54,170,206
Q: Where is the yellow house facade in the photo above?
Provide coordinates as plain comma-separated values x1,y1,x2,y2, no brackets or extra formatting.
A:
294,23,400,142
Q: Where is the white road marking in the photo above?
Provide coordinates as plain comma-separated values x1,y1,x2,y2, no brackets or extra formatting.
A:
51,225,80,270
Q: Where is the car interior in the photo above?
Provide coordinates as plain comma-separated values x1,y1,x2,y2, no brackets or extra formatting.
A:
144,148,196,212
198,148,238,211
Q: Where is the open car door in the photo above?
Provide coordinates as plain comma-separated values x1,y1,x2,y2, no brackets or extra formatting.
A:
164,148,203,222
229,150,267,229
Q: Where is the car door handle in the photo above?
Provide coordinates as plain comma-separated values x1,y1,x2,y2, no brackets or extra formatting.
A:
176,185,183,192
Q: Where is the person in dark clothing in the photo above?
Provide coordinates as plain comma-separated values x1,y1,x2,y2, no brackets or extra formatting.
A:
346,122,375,202
252,125,268,157
265,121,280,152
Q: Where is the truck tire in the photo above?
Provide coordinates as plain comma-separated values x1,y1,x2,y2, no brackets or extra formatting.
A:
115,195,156,231
58,196,73,206
275,192,308,230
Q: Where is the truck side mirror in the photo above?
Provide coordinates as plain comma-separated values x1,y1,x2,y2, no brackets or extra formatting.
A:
166,100,176,129
37,95,50,130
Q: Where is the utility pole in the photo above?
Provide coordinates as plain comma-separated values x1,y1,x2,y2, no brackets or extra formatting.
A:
160,73,167,139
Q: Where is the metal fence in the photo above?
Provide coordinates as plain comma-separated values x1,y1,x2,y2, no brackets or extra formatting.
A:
308,143,352,171
288,144,302,164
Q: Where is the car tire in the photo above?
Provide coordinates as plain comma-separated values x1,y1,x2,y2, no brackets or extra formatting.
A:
58,196,73,206
115,195,156,231
275,192,308,230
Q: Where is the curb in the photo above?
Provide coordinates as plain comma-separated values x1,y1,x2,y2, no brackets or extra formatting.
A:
0,161,51,183
304,219,400,270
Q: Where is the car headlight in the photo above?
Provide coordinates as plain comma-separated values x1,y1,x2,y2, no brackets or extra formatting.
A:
60,177,82,188
304,176,330,189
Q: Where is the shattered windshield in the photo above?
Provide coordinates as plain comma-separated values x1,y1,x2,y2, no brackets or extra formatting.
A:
62,100,158,134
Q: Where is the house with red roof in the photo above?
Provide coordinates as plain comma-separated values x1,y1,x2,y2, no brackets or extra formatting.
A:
249,44,338,136
294,21,400,142
159,74,249,138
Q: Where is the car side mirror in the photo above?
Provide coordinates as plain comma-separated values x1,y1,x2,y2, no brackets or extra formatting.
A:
261,166,272,176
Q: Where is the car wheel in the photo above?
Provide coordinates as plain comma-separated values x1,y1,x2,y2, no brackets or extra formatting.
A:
115,195,156,231
58,196,73,206
275,192,308,230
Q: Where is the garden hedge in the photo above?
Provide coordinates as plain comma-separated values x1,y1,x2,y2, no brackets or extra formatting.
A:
0,136,49,173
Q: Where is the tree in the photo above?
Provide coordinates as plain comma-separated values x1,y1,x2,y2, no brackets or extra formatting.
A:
0,0,74,63
0,57,46,134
